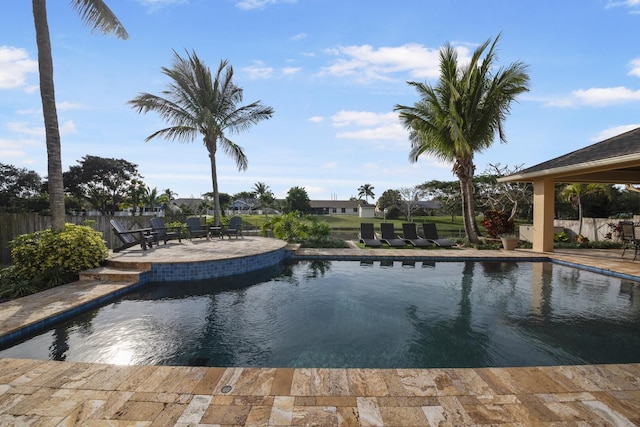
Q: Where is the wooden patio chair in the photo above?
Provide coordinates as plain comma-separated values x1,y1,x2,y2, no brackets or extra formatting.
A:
110,219,156,252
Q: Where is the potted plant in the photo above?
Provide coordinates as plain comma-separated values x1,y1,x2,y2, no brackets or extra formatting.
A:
481,210,518,250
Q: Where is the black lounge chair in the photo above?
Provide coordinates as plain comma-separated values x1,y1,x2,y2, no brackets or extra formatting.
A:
380,223,408,248
150,217,182,244
110,219,156,252
422,223,456,247
222,216,243,239
186,217,210,240
401,223,433,248
359,223,383,247
620,221,639,260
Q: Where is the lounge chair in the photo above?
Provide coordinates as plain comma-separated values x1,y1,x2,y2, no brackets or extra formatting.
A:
380,223,408,247
222,216,243,239
186,217,210,240
150,217,182,244
401,223,433,248
620,221,639,260
359,223,383,247
110,219,157,252
422,223,456,247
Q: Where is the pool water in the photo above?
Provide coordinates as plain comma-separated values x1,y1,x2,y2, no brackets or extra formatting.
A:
1,260,639,368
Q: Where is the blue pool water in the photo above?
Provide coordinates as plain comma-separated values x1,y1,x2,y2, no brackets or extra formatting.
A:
1,260,639,368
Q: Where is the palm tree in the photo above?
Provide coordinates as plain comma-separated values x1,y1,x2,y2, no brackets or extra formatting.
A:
357,183,375,203
253,181,275,217
32,0,128,231
128,50,274,225
395,34,529,243
560,183,609,238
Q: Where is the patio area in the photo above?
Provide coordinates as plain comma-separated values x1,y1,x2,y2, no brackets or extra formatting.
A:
1,238,639,425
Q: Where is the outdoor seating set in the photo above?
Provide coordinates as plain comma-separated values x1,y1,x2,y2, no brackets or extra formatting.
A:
359,222,456,248
619,221,640,261
110,216,242,253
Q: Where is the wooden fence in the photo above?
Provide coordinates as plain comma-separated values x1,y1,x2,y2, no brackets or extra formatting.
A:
0,214,186,266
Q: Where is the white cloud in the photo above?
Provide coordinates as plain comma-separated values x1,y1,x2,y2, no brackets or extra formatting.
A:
236,0,297,10
308,116,324,123
321,43,471,83
606,0,640,13
243,62,274,79
330,110,407,142
7,119,75,137
331,111,397,128
629,58,640,78
136,0,187,12
57,101,86,111
0,46,38,89
322,162,337,169
546,86,640,107
282,67,301,75
592,124,640,141
291,32,306,41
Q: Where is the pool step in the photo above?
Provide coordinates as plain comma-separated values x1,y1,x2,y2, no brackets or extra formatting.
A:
79,266,147,283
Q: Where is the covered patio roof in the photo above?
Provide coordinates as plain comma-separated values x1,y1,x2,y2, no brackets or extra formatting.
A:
498,126,640,252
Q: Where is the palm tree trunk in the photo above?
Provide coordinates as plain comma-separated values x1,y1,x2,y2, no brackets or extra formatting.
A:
209,151,221,226
33,0,65,231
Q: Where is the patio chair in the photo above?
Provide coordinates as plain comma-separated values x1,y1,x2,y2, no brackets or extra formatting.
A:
222,216,243,239
380,223,408,248
186,217,210,240
401,223,433,248
110,219,156,252
150,217,182,244
422,223,456,247
359,223,383,247
620,221,639,260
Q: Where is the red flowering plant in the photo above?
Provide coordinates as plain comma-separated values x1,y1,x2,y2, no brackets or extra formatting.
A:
480,210,515,238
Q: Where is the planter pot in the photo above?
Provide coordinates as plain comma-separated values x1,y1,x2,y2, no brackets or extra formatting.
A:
500,237,519,251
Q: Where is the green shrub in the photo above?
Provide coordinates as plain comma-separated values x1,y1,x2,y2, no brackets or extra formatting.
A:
0,266,38,301
262,212,308,242
9,223,109,286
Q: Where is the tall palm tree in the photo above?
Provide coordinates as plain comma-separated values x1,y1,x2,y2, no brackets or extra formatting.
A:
395,34,529,243
128,50,274,225
32,0,128,231
357,183,375,203
560,183,609,238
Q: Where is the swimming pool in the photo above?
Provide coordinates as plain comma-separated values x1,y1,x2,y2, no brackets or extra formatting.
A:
1,260,639,368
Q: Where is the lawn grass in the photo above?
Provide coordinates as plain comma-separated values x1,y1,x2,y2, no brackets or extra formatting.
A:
237,214,469,239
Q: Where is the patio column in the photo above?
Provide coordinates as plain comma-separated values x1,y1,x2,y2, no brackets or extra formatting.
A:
532,178,555,252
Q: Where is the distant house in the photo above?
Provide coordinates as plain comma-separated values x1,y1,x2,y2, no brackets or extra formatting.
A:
228,198,259,214
310,200,375,217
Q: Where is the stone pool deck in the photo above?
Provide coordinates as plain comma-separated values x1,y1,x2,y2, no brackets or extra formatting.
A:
0,237,639,425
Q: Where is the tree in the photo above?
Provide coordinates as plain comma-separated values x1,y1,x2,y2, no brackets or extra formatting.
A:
32,0,128,230
128,50,274,226
478,163,532,222
64,155,142,215
0,163,43,212
397,186,425,222
395,34,530,243
560,183,610,237
283,186,311,214
253,181,275,216
357,184,375,203
418,180,462,221
377,189,402,219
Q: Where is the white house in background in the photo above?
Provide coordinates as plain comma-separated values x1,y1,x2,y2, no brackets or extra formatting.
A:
310,200,375,217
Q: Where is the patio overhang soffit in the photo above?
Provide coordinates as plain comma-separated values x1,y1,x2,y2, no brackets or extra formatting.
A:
497,152,640,185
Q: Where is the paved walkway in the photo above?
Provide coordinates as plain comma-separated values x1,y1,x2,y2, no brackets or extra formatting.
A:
1,238,639,425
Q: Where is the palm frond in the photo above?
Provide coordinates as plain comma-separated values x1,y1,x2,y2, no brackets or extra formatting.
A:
71,0,129,39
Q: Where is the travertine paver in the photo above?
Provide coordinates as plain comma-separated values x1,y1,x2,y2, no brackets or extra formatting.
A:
1,238,640,425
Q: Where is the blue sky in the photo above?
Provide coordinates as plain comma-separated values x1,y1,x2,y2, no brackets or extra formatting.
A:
1,0,640,202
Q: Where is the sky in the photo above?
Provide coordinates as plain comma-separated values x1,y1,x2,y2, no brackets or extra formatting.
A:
1,0,640,202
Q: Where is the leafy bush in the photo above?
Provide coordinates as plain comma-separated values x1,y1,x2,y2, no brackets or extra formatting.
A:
9,223,109,287
480,210,514,237
554,232,570,242
262,212,308,242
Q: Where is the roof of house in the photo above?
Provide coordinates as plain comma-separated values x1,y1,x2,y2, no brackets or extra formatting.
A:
499,126,640,184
